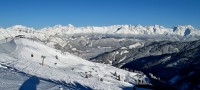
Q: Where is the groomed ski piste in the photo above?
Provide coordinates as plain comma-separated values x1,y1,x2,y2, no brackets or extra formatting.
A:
0,38,149,90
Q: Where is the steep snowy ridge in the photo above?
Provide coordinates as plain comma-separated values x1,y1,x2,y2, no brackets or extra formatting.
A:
0,24,200,40
0,38,149,90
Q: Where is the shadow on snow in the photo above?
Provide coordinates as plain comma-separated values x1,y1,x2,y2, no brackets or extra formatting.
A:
19,76,40,90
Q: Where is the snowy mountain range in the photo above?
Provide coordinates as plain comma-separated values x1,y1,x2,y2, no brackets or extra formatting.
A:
1,24,200,39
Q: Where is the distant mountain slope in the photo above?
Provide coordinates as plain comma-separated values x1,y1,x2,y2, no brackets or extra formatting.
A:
122,45,200,90
0,38,149,90
91,40,200,67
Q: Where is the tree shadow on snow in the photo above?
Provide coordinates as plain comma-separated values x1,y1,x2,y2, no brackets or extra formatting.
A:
19,76,40,90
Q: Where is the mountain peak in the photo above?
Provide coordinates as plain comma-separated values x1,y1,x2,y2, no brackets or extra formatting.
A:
53,25,63,28
176,25,194,30
12,25,27,29
172,25,196,36
68,24,74,27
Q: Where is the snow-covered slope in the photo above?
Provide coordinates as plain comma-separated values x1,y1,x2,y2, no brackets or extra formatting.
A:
0,66,70,90
0,38,149,90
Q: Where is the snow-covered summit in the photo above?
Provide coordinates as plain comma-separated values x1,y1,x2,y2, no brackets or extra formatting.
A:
0,38,149,90
173,25,197,36
6,25,34,32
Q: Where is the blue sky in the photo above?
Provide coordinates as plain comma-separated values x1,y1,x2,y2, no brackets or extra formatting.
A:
0,0,200,29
